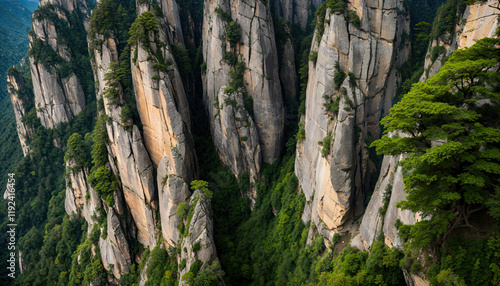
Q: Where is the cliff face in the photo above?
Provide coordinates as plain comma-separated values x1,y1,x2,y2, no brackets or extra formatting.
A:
131,4,199,247
202,0,285,183
28,1,89,128
91,34,158,248
420,0,499,82
274,0,323,30
65,162,132,279
7,72,33,156
296,0,410,240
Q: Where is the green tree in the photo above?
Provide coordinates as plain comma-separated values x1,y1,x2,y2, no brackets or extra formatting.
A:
372,38,500,251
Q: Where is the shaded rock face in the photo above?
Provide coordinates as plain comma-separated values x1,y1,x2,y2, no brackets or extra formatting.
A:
178,190,221,285
28,5,87,129
99,207,132,279
158,0,185,43
64,165,102,226
358,155,417,249
274,0,321,29
65,164,132,279
279,25,298,103
91,34,157,248
420,0,499,82
202,0,285,180
131,5,198,247
296,0,410,240
7,73,33,156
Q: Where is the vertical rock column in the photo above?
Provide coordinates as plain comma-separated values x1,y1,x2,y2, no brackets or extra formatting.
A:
28,1,89,128
130,4,199,247
90,33,157,248
202,0,284,182
7,71,34,156
295,0,410,240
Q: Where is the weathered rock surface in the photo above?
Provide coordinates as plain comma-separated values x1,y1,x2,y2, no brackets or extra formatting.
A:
99,207,132,279
203,0,284,180
420,0,499,82
7,73,33,156
64,164,102,228
131,5,198,247
91,34,157,248
296,0,410,240
28,5,87,128
178,190,221,285
358,154,418,249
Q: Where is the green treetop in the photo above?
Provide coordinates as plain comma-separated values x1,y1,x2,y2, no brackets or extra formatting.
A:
372,37,500,251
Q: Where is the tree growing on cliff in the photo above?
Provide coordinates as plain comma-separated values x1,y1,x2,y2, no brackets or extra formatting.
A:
372,38,500,251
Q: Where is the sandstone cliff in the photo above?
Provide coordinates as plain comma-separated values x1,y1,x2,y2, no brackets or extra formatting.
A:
202,0,285,183
7,71,34,156
295,0,410,241
28,1,89,128
420,0,499,82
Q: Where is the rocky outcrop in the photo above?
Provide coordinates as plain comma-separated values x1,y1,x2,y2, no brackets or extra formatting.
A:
130,5,198,247
91,34,157,248
178,190,221,285
64,161,132,279
28,3,88,128
202,0,285,181
420,0,499,82
7,72,34,156
99,207,132,279
358,154,417,249
296,0,410,240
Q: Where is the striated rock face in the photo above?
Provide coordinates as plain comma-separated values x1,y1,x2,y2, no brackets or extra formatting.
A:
99,207,132,279
296,0,410,240
157,0,185,43
130,5,198,247
28,4,88,128
203,0,284,180
358,154,417,249
7,73,33,156
420,0,499,82
178,190,221,285
65,165,103,225
91,34,157,248
65,163,132,279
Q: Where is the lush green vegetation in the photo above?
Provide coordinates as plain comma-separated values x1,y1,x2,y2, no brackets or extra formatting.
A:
373,37,500,283
0,0,33,99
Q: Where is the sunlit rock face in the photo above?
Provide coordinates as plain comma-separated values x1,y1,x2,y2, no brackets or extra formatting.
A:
295,0,410,240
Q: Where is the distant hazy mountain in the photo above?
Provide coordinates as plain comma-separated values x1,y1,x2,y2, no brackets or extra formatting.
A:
0,0,35,99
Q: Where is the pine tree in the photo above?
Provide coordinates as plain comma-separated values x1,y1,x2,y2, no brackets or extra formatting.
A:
372,38,500,250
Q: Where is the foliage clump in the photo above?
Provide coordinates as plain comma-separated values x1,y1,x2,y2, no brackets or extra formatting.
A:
372,38,500,253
